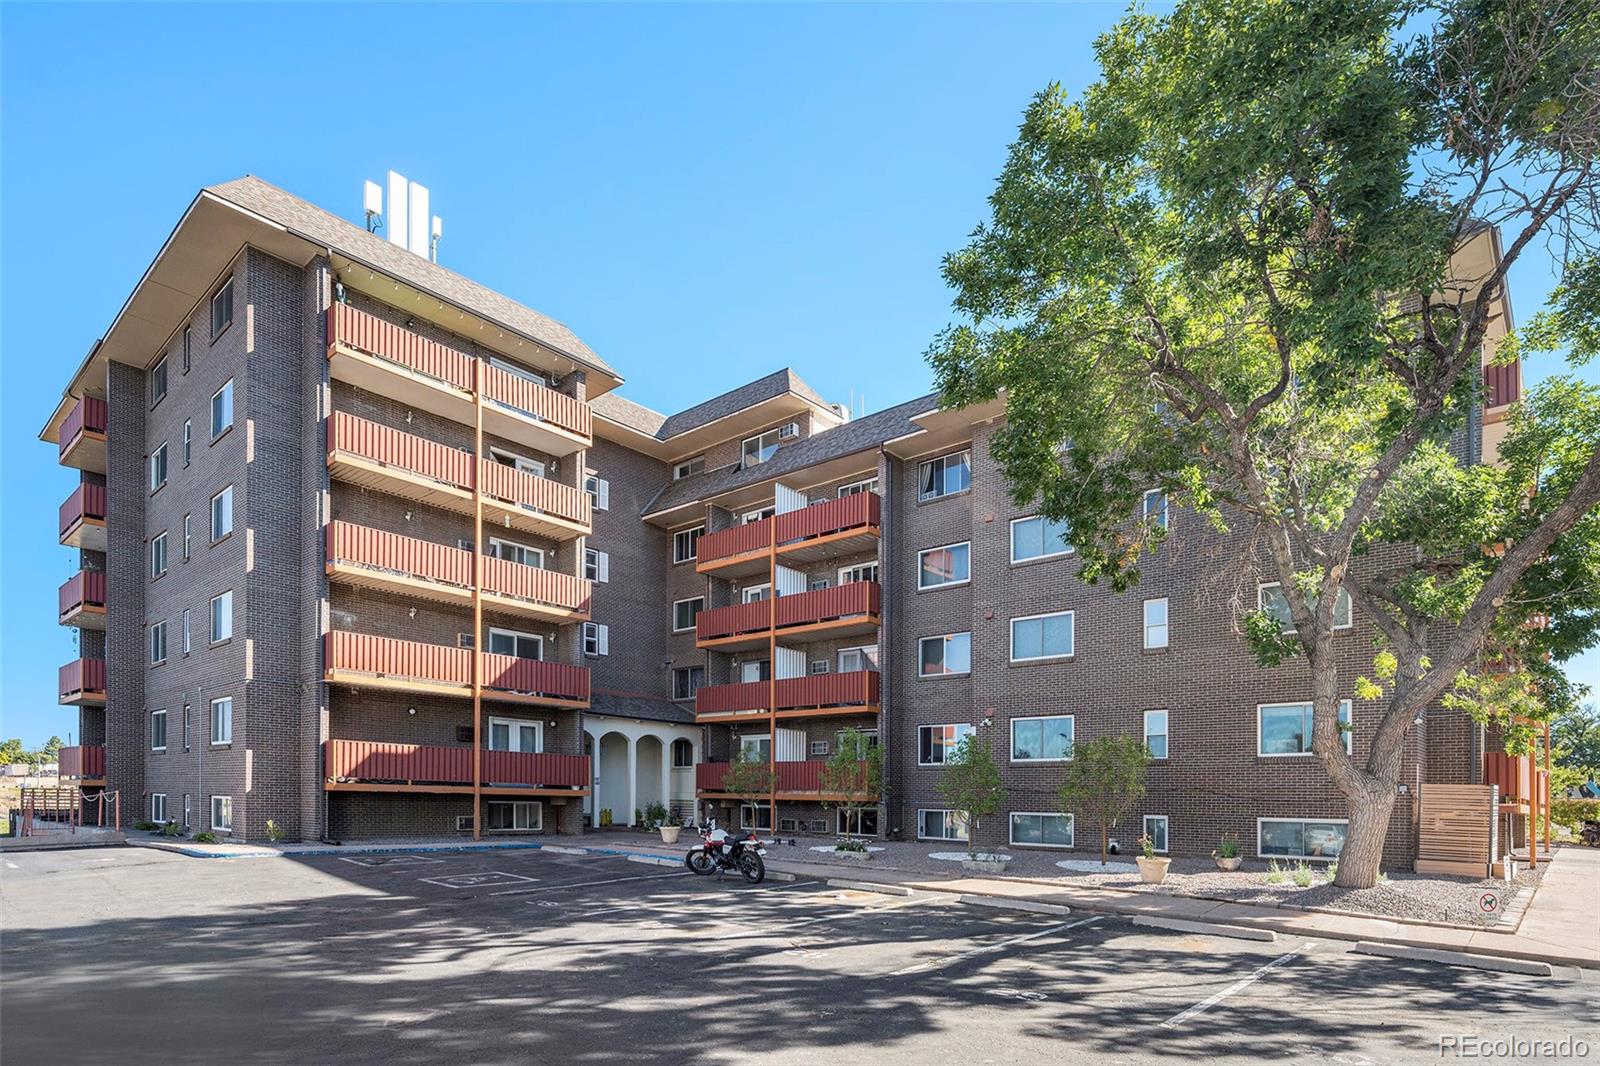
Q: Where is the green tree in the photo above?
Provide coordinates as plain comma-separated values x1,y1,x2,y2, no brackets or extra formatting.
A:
935,734,1008,858
821,727,884,839
721,748,777,828
929,0,1600,887
0,739,25,766
1058,736,1150,866
39,736,64,762
1553,702,1600,779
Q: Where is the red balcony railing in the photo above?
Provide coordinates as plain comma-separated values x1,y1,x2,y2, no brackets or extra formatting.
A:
58,745,106,780
325,739,589,789
329,303,475,391
58,396,108,460
480,553,591,613
775,492,880,546
59,570,108,620
59,483,107,540
1484,360,1521,408
696,671,881,717
1483,751,1549,807
479,459,591,527
696,582,881,642
328,411,474,489
59,658,106,702
698,520,774,566
482,363,592,441
695,760,873,795
325,631,589,703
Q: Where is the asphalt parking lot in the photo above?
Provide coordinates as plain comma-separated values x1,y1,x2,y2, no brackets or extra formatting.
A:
3,845,1596,1066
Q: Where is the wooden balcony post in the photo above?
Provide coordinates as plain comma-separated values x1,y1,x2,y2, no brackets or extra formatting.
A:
768,514,777,832
472,358,484,840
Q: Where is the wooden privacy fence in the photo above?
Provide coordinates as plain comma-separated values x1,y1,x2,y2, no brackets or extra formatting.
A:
1415,783,1495,878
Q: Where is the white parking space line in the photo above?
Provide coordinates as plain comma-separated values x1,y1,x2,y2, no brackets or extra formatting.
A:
1158,944,1309,1028
714,894,943,941
889,915,1102,976
489,870,690,896
338,855,444,867
418,871,538,889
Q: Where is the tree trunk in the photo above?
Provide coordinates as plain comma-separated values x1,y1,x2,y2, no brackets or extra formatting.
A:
1333,778,1398,888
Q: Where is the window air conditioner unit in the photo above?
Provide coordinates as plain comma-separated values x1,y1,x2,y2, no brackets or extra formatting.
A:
779,422,799,440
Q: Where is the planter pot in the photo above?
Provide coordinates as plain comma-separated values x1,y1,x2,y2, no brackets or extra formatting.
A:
659,825,682,845
1136,856,1172,884
962,857,1010,875
834,848,871,861
1213,856,1243,872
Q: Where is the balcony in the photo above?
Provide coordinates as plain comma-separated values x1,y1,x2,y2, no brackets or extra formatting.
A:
324,631,589,709
59,570,108,629
325,521,590,622
58,396,108,474
1484,751,1550,812
59,482,107,551
695,759,876,801
324,739,590,798
59,658,106,706
695,670,881,724
58,745,106,783
327,303,591,456
697,493,882,578
696,581,881,651
326,411,591,539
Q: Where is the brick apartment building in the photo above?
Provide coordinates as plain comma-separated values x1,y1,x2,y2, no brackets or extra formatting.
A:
43,177,1524,865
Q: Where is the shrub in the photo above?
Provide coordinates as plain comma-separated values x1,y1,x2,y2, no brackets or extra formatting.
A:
265,819,284,843
1265,860,1286,884
1548,797,1600,836
193,831,219,844
835,838,867,853
160,821,184,837
1324,862,1339,882
644,801,668,827
133,819,158,832
1377,871,1389,884
1292,861,1314,887
1216,837,1241,859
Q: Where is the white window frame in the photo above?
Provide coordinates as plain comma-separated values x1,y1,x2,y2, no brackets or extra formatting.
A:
838,562,879,585
1142,488,1169,529
917,723,974,767
210,378,234,440
149,620,168,666
1010,714,1075,763
489,447,544,478
916,808,969,842
490,537,544,569
486,800,543,832
917,542,971,590
150,709,167,752
210,697,233,746
837,807,880,836
1144,709,1169,760
182,420,192,466
672,525,703,564
1256,817,1348,862
183,793,191,829
672,596,705,633
1009,610,1075,662
837,478,879,498
211,794,233,833
837,645,879,673
211,277,233,338
182,327,192,373
740,505,775,525
488,627,544,660
918,632,971,677
671,738,695,767
149,443,168,492
150,532,168,579
1008,811,1075,849
1009,514,1074,563
672,666,703,702
740,803,775,831
673,456,706,480
583,474,610,511
149,355,168,406
1143,597,1169,649
741,583,771,604
210,485,233,542
918,450,971,501
584,548,609,583
486,716,544,753
182,514,192,561
210,590,233,644
1258,582,1354,632
583,622,609,657
182,609,191,655
809,739,830,756
1143,815,1170,854
808,659,830,675
151,793,168,823
1257,699,1352,757
741,427,787,468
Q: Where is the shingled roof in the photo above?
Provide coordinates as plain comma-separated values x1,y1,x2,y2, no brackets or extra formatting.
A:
205,176,617,379
587,690,696,725
590,368,834,443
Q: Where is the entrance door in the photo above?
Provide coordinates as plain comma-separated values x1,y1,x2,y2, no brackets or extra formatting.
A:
740,659,770,683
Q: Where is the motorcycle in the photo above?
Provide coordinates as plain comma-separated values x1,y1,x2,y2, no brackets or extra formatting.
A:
684,820,767,883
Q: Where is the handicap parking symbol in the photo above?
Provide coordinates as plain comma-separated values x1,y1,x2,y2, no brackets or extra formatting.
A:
419,871,538,889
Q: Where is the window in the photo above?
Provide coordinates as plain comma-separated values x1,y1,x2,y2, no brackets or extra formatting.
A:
486,800,542,832
211,697,233,745
149,356,168,406
917,809,968,841
741,506,775,524
838,728,879,750
583,622,609,657
918,542,970,589
1143,815,1169,854
918,451,971,501
808,660,829,675
150,710,168,752
487,717,543,753
181,610,192,655
741,583,771,604
918,724,974,766
810,739,830,756
584,548,610,583
150,533,168,578
584,475,610,511
740,660,771,683
673,456,706,480
1258,700,1352,756
151,794,168,823
1010,515,1073,562
488,628,543,660
1144,710,1169,759
211,379,234,439
150,443,168,492
182,327,192,373
838,478,879,497
672,525,703,564
838,808,879,836
1258,582,1353,632
740,804,774,831
149,621,167,665
1010,610,1075,661
1143,598,1169,649
839,562,879,585
672,597,704,632
210,486,233,541
741,427,789,468
1010,812,1075,848
182,704,191,751
182,515,192,561
1142,488,1169,529
671,738,694,767
490,538,544,568
919,633,971,677
210,591,233,643
838,645,879,673
211,795,233,832
489,448,545,477
182,420,192,466
1011,715,1074,761
1258,818,1347,861
183,794,191,829
672,666,703,701
211,277,233,338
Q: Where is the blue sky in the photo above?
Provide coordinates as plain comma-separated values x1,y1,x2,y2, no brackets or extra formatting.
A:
2,3,1594,748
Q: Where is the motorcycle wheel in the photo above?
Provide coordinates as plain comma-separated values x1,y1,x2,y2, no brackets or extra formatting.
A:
686,850,715,875
739,851,765,884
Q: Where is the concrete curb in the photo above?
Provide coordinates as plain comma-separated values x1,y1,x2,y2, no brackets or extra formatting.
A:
1132,915,1277,942
959,895,1072,917
827,878,914,897
1351,941,1554,976
625,854,682,868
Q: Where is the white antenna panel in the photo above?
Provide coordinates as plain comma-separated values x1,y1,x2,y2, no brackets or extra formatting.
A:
386,171,409,249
